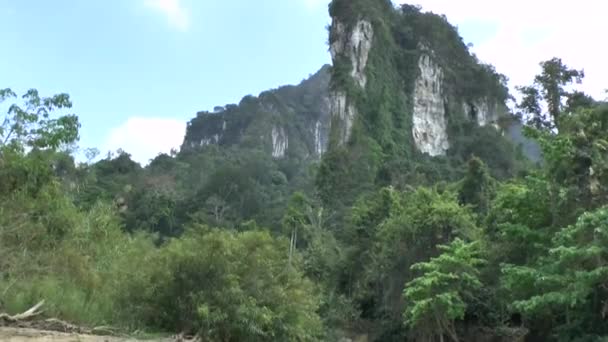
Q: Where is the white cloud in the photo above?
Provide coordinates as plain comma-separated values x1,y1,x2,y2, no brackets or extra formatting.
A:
398,0,608,99
144,0,190,31
103,117,186,165
307,1,607,99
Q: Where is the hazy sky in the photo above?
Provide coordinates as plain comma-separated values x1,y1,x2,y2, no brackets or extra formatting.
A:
1,0,606,164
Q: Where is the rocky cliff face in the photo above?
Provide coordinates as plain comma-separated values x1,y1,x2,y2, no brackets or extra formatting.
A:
181,66,331,160
331,20,374,89
313,0,539,207
326,1,512,158
271,126,288,158
181,0,537,185
412,52,449,156
329,19,374,146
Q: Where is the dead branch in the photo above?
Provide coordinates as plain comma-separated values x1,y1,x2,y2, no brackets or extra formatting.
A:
0,301,128,339
0,300,44,323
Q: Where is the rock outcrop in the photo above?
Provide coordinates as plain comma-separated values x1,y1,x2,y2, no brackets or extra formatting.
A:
329,19,374,146
182,65,332,160
325,1,520,158
412,53,449,156
463,99,500,127
181,0,538,178
271,126,288,158
330,20,374,89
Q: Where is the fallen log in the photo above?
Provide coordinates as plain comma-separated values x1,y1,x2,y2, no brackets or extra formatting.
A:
0,300,44,323
0,301,122,337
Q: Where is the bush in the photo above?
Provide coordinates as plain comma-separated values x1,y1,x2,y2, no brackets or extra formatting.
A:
128,226,324,341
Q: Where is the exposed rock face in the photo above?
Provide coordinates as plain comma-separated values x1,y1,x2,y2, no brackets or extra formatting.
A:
182,65,332,160
325,3,522,164
313,120,327,156
329,91,357,147
412,54,449,156
183,5,529,170
198,134,220,147
271,126,288,158
331,20,374,88
463,99,500,127
329,19,374,145
313,95,332,157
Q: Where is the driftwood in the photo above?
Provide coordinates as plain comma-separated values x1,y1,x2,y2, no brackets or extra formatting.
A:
0,301,121,336
0,300,45,323
0,301,201,341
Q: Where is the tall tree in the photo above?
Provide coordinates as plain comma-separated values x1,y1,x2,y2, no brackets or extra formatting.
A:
0,88,80,196
403,239,486,342
458,156,496,217
502,207,608,340
0,88,79,153
517,58,585,130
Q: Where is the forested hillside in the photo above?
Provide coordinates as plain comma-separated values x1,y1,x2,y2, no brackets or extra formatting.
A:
1,0,607,341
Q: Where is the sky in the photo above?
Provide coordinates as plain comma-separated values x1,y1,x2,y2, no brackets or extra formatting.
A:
1,0,606,165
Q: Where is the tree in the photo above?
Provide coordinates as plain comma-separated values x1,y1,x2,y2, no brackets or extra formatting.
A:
0,88,81,196
559,105,608,209
281,192,326,254
124,188,179,237
502,207,608,340
280,193,354,330
458,156,496,217
0,88,79,153
350,187,478,321
403,239,485,342
485,176,553,266
524,104,608,224
138,227,324,341
517,58,585,130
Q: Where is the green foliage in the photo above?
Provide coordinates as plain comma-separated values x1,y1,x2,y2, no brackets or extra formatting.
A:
124,187,179,237
523,104,608,225
495,104,608,339
0,88,80,198
182,66,330,161
502,207,608,340
321,0,522,215
132,227,323,341
458,156,496,217
2,11,607,342
280,192,359,331
328,185,479,332
0,88,80,153
485,175,553,266
517,57,585,130
316,139,382,211
0,187,156,327
403,239,486,342
400,6,509,104
448,123,528,180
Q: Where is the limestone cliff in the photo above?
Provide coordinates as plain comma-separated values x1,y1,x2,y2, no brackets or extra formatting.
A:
328,19,373,146
327,0,510,157
315,0,537,207
181,0,536,194
181,66,331,160
412,52,449,156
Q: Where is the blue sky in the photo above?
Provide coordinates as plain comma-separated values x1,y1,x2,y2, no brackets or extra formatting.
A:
0,0,331,163
1,0,605,164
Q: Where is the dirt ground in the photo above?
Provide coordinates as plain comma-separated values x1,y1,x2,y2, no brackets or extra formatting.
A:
0,327,175,342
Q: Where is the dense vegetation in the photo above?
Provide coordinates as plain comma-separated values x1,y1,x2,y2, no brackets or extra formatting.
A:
2,1,607,341
319,0,529,216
